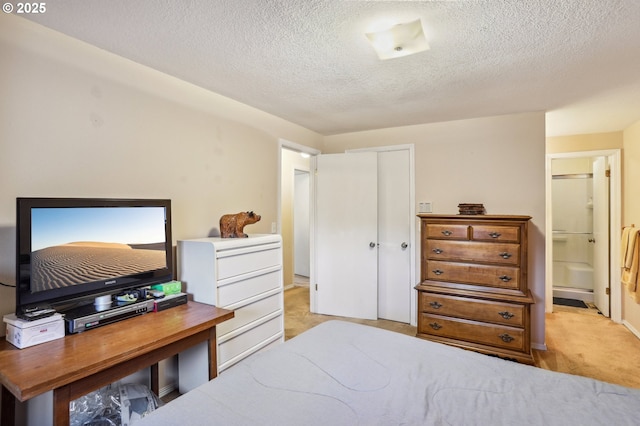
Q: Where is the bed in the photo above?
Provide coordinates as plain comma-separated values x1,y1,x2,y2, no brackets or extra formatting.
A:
137,320,640,425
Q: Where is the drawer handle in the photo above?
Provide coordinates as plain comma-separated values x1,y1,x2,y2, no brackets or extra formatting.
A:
429,322,442,330
499,275,512,282
432,269,444,276
499,333,515,343
429,301,443,309
432,248,443,254
489,232,502,238
499,252,512,259
498,311,514,320
441,230,453,236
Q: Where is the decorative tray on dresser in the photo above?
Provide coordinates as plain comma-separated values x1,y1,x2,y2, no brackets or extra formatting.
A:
415,214,534,364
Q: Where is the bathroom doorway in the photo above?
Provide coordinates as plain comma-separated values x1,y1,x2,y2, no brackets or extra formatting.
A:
551,156,606,311
546,150,622,322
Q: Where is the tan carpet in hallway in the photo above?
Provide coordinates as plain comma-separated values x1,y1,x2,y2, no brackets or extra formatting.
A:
285,286,640,389
285,286,416,339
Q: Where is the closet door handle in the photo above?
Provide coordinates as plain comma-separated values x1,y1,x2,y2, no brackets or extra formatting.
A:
401,242,408,249
369,242,376,248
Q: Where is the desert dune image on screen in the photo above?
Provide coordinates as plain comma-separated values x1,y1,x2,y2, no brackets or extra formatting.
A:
30,207,167,293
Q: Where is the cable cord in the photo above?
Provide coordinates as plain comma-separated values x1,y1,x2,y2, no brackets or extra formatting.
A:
0,281,16,288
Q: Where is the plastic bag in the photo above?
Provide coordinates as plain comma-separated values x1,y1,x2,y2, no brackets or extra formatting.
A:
70,382,162,426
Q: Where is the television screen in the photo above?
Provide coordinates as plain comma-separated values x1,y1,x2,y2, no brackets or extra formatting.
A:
16,198,173,313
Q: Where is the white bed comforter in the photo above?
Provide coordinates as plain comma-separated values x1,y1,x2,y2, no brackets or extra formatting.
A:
137,320,640,425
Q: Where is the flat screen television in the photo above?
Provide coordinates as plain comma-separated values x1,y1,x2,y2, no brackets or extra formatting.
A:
16,198,173,314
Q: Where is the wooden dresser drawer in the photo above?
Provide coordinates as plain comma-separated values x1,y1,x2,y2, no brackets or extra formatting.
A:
471,225,521,243
425,224,469,240
426,240,520,265
419,292,525,327
426,260,520,291
419,313,525,352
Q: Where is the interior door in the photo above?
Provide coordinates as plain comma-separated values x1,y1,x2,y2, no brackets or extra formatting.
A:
592,156,610,316
377,150,411,322
315,152,378,319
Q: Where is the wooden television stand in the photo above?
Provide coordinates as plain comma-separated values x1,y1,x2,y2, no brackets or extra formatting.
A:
0,301,233,426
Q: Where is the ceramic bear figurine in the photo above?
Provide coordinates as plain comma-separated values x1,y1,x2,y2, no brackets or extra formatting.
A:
219,211,261,238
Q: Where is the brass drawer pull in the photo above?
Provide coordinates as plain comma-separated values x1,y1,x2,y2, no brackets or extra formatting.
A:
429,301,443,309
432,269,444,275
441,230,453,236
432,248,443,254
498,311,514,320
499,252,512,259
489,232,502,238
429,322,442,330
499,275,512,282
499,333,515,343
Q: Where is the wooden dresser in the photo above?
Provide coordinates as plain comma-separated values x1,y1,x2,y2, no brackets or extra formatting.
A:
416,214,534,364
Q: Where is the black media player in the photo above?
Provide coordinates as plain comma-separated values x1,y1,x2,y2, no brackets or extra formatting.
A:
63,299,155,334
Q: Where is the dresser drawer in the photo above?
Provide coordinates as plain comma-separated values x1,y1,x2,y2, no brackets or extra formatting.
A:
419,292,525,327
218,314,282,370
217,268,281,306
471,225,521,243
425,224,469,240
419,313,525,351
217,246,281,280
426,240,520,265
217,291,282,336
427,260,520,291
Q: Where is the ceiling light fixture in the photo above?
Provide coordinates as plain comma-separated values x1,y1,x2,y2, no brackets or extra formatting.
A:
365,19,429,60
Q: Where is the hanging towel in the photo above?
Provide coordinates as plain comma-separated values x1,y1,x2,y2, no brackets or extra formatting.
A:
621,228,640,302
621,226,637,269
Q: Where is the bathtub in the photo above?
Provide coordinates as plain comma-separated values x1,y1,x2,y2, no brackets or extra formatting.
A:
552,261,594,303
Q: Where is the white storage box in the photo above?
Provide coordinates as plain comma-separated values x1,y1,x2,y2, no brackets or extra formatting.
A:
4,313,65,349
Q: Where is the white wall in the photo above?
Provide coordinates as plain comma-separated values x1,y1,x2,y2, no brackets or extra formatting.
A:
323,112,547,348
0,13,322,320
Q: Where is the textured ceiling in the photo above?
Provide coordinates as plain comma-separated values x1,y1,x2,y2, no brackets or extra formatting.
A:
21,0,640,136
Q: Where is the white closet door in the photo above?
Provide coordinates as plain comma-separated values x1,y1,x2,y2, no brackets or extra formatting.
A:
315,152,378,319
377,149,411,322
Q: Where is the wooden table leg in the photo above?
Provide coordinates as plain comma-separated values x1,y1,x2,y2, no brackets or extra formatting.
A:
53,385,70,426
150,363,159,396
1,385,15,426
208,326,217,380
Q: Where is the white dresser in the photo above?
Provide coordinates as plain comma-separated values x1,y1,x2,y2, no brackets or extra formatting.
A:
176,234,284,392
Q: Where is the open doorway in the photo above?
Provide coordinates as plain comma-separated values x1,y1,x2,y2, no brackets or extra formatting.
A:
293,169,310,285
278,140,319,295
545,149,622,323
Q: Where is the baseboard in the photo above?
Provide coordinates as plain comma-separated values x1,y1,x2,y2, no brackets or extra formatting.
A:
531,342,547,351
622,320,640,340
